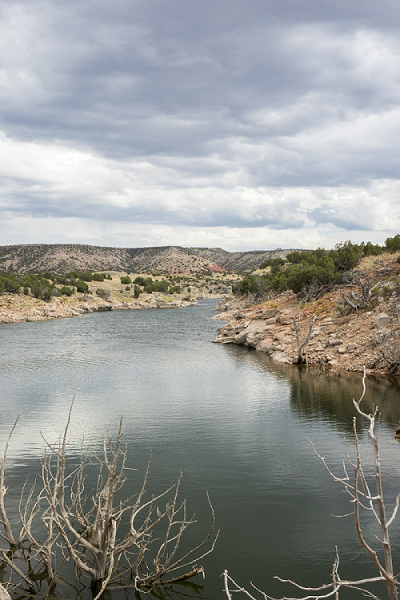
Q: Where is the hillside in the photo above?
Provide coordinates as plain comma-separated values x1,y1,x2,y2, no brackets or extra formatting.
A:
0,244,299,274
189,247,298,272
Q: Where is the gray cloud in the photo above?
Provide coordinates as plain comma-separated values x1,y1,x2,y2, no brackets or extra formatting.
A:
1,0,400,249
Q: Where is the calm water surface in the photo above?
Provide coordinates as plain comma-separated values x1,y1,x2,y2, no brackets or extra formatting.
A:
1,300,400,599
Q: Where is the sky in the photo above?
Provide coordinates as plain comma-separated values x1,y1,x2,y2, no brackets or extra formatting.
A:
1,0,400,252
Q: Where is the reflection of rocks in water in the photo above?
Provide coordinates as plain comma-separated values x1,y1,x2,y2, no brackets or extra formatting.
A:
253,350,400,433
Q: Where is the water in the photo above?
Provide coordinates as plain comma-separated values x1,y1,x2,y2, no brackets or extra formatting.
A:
1,300,400,599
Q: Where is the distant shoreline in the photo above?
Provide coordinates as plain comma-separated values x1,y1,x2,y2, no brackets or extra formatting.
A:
0,292,203,324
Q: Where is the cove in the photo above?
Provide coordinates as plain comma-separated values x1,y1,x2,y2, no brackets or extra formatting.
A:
1,300,400,599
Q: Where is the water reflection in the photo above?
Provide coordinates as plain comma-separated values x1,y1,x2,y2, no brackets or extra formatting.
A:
1,304,400,600
253,351,400,433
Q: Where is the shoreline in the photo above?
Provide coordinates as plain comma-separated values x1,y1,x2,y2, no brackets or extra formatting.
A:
0,292,204,324
212,255,400,378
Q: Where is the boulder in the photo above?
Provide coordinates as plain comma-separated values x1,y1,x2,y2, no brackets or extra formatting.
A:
370,328,391,346
327,337,343,347
314,342,325,351
375,313,390,328
269,351,292,364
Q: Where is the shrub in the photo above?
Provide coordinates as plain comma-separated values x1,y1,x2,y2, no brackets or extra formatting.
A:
59,286,74,296
120,275,132,285
75,280,89,293
92,273,105,282
42,288,53,302
330,240,362,272
133,276,147,286
362,241,383,256
79,272,93,282
96,288,110,300
31,281,43,299
385,234,400,253
0,272,21,295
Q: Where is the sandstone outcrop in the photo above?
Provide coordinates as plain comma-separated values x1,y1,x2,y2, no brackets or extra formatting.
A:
212,258,400,376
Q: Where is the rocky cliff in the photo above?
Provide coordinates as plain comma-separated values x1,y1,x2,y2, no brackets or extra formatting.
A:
212,254,400,376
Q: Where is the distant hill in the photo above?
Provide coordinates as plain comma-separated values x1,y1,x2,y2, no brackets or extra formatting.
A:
189,247,295,272
0,244,301,274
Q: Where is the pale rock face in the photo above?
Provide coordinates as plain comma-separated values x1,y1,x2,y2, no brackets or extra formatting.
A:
375,313,390,328
0,585,11,600
255,337,274,352
269,351,292,364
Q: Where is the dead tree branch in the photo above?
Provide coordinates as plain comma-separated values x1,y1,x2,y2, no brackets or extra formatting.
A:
0,405,217,597
40,405,217,593
0,417,19,551
342,273,374,311
293,312,315,364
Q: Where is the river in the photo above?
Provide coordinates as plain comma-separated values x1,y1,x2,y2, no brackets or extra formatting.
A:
1,300,400,600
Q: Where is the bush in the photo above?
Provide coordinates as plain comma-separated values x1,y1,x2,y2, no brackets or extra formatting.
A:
330,240,362,272
120,275,132,285
79,272,93,282
0,272,21,295
59,286,74,296
92,273,105,282
258,257,286,272
362,241,383,256
134,276,147,286
385,234,400,253
96,288,110,300
42,288,53,302
31,281,43,299
75,280,89,293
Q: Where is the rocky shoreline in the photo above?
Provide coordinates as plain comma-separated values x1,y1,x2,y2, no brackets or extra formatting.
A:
0,292,198,324
212,255,400,377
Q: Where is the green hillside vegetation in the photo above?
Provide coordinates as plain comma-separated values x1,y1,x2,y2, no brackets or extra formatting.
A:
0,268,233,300
233,237,400,298
0,271,112,300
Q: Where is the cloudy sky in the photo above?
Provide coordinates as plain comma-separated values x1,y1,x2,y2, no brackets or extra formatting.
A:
1,0,400,251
